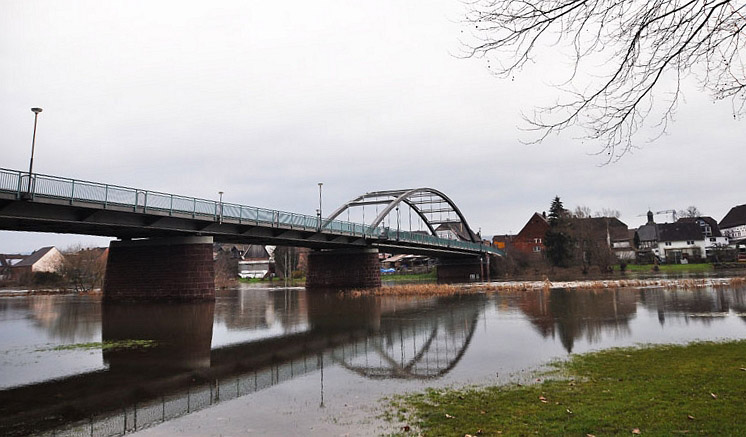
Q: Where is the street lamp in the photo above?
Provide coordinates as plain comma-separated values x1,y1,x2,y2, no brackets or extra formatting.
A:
317,182,323,230
218,191,224,224
26,107,43,196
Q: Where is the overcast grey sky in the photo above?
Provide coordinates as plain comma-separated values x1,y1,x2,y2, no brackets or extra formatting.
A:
1,0,743,253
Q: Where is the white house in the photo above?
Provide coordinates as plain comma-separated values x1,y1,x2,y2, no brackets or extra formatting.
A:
656,222,707,263
678,217,729,258
720,204,746,242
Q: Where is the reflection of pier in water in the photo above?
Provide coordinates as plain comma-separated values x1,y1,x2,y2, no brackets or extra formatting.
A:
0,292,484,437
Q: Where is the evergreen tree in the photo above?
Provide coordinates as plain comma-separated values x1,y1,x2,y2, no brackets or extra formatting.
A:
545,196,573,267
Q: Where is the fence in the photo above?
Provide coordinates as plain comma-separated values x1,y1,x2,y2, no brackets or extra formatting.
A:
0,168,501,255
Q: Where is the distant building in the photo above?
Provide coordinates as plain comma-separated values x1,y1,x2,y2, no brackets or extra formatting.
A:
720,204,746,243
513,212,550,256
634,211,711,263
10,247,64,281
237,245,275,279
434,221,473,241
678,216,729,259
572,216,634,261
491,234,515,251
0,254,25,280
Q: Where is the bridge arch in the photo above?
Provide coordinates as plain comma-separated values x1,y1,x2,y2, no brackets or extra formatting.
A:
325,188,480,243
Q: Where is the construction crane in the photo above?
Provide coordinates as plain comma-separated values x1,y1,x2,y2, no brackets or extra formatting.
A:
655,209,677,222
636,209,678,223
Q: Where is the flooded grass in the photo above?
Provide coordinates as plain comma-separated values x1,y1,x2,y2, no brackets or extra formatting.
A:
40,339,157,352
387,340,746,436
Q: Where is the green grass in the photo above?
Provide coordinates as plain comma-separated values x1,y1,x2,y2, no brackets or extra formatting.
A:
382,271,437,282
622,263,713,273
40,339,157,352
387,340,746,436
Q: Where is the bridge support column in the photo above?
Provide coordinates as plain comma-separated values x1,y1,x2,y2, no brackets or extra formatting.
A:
437,256,487,283
103,236,215,302
306,248,381,290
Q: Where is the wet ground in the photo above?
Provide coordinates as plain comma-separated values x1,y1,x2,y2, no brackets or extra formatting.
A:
1,281,745,436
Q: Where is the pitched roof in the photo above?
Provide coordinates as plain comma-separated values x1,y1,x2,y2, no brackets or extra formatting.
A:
14,247,57,267
677,216,722,237
636,224,658,241
657,222,704,242
571,217,629,241
720,204,746,229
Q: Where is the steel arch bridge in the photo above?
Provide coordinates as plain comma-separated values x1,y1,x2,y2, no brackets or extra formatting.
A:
325,188,480,243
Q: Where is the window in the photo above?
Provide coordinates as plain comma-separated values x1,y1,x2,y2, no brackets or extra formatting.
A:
665,242,672,246
533,246,541,253
710,238,716,242
534,238,542,244
687,240,694,245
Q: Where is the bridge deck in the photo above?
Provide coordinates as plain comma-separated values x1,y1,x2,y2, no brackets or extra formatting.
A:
0,168,503,256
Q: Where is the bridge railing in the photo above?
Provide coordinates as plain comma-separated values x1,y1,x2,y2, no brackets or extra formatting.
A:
0,168,502,255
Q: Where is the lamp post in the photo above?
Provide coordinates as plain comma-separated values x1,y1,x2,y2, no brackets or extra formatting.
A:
26,107,43,196
218,191,224,224
317,182,323,230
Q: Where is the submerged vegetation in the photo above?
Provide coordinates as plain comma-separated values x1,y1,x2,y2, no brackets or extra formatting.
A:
41,339,157,352
386,340,746,436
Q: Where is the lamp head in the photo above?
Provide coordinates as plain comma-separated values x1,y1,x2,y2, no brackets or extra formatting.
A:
31,108,43,114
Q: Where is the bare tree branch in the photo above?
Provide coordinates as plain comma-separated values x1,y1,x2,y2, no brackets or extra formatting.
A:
463,0,745,161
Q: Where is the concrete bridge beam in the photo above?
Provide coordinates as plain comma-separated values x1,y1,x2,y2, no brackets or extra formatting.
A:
306,248,381,290
103,236,215,301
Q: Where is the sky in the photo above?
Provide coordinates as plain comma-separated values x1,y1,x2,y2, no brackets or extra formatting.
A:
1,0,743,253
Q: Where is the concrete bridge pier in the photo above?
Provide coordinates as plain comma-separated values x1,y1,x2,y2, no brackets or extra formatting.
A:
437,255,488,283
306,248,381,290
103,236,215,302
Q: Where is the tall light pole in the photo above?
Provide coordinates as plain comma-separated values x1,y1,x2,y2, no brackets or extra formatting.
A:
218,191,224,224
27,107,43,195
317,182,323,230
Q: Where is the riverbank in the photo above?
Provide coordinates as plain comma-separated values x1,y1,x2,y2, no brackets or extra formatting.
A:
386,340,746,436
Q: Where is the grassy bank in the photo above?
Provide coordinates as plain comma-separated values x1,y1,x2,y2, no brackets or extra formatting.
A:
382,271,437,282
622,263,714,273
387,340,746,436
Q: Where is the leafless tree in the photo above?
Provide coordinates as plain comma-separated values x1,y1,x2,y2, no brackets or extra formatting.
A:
464,0,746,161
573,205,592,218
595,208,621,218
59,245,107,293
678,205,702,217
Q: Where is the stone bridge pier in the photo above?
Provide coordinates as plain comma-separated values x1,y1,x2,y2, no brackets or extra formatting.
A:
103,236,215,301
306,248,381,290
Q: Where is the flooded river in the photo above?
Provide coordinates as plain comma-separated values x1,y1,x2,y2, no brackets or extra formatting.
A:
1,282,745,436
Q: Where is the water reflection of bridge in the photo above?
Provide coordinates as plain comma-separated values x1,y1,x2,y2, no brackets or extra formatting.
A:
0,292,484,437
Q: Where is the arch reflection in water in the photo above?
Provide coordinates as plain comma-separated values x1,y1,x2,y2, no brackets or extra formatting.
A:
4,291,486,437
332,299,481,379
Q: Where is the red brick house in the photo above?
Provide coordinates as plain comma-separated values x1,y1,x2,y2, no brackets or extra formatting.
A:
514,212,550,256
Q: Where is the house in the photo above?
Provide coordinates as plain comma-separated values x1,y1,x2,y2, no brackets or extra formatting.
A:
434,221,474,241
720,204,746,243
513,212,550,256
0,254,25,280
381,254,433,274
237,245,275,279
10,247,64,281
656,222,707,263
677,216,729,259
491,234,515,251
572,216,634,261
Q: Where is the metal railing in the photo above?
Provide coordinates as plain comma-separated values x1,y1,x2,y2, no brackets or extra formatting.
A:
0,168,502,255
